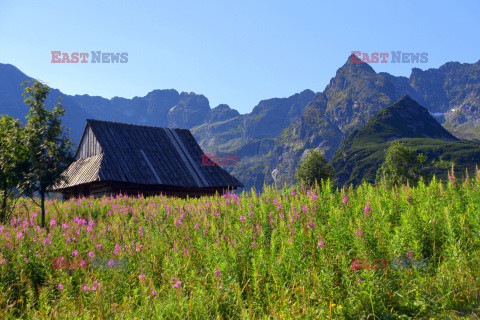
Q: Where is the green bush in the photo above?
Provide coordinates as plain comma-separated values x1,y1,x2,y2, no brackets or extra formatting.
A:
295,150,334,188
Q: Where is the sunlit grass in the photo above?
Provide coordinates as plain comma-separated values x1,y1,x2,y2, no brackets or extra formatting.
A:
1,172,479,319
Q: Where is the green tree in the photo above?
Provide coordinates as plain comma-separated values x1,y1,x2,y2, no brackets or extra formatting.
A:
0,115,26,223
295,150,334,188
21,80,74,228
376,141,428,187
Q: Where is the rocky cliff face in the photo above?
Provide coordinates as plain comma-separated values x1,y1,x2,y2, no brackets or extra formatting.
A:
190,90,317,191
204,104,240,123
408,61,480,138
166,92,211,128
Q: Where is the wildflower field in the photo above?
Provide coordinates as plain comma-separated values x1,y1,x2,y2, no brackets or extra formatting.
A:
1,173,479,319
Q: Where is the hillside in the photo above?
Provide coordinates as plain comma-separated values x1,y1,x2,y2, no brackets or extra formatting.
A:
331,96,480,186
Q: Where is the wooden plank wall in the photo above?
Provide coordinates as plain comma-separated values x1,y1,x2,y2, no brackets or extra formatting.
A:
77,126,103,160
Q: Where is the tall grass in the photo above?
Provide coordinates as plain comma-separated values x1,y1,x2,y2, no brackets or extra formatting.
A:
0,171,479,319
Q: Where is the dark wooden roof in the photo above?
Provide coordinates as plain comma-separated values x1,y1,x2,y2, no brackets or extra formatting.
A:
53,119,243,190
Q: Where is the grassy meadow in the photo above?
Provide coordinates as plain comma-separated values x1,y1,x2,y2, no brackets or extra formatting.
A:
0,172,479,319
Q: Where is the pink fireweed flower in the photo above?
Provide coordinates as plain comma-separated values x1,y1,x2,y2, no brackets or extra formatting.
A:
406,249,413,259
356,230,363,238
215,269,221,277
240,215,246,221
58,284,63,290
364,204,372,217
92,281,102,290
16,232,24,239
0,259,6,265
96,243,103,250
62,223,69,230
317,240,324,248
342,196,348,205
50,220,57,227
82,286,91,293
43,238,51,245
34,226,41,233
307,190,318,200
172,281,181,288
139,274,145,280
108,259,115,268
291,190,296,196
72,250,78,257
89,252,94,257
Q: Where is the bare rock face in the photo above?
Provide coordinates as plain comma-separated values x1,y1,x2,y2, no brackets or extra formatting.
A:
167,92,211,128
204,104,240,123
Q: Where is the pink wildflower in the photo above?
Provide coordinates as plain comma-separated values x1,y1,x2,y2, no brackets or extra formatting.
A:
364,204,372,217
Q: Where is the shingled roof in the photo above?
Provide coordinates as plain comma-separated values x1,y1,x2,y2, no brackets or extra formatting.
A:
53,119,243,190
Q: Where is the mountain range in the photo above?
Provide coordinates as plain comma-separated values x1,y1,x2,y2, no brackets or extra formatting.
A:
1,54,479,190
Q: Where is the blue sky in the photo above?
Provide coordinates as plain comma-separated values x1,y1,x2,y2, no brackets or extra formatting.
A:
1,0,479,114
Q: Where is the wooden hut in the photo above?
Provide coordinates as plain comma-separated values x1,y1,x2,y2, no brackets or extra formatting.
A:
52,119,243,199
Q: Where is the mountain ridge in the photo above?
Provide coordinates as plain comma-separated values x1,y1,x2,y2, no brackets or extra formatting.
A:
1,56,480,190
